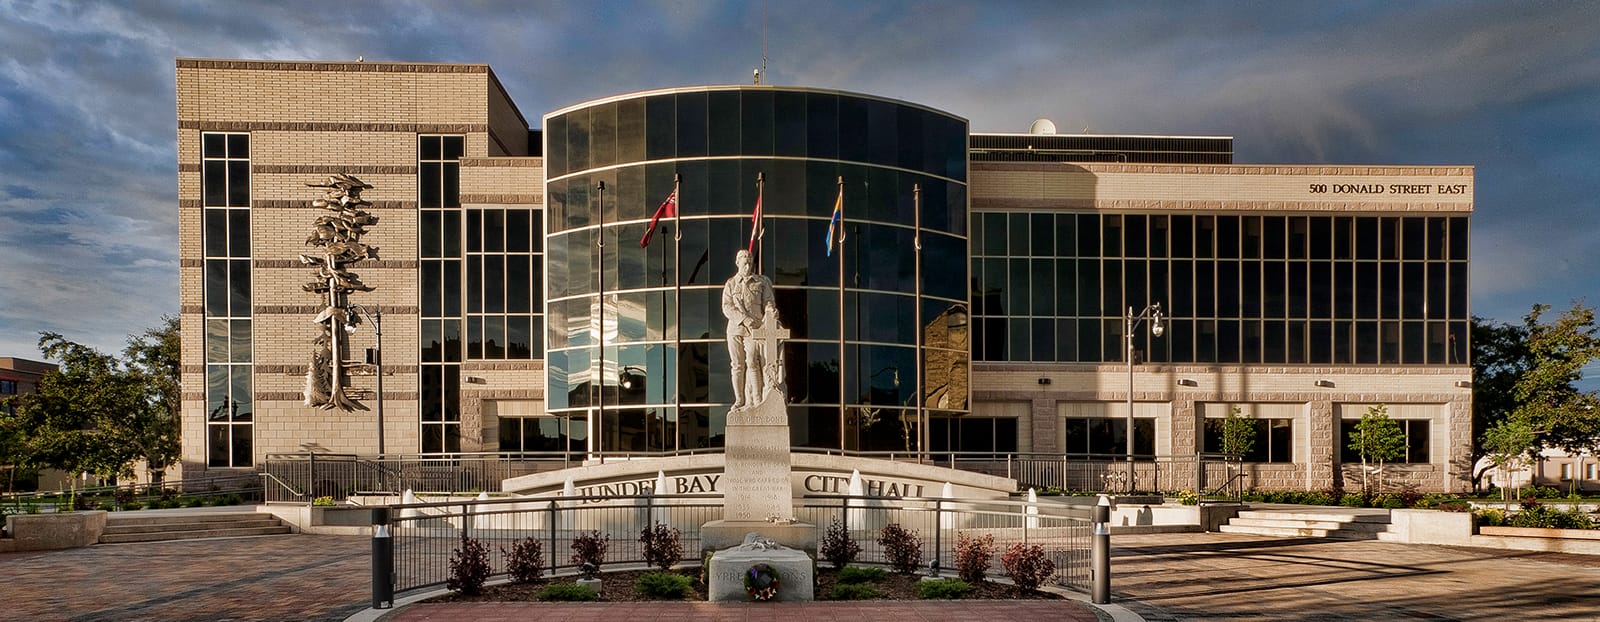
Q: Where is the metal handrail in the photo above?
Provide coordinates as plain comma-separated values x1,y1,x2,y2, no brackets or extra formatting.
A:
260,472,306,500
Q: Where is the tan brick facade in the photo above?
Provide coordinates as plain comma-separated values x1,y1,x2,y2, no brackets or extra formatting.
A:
176,59,537,476
970,161,1475,492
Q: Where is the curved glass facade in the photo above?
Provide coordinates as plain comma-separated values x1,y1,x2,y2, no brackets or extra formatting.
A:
544,86,969,454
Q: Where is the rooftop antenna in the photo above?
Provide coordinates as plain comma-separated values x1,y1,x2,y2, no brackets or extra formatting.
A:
754,1,767,84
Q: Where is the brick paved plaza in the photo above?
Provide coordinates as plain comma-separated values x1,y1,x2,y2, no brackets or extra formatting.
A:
4,531,1600,621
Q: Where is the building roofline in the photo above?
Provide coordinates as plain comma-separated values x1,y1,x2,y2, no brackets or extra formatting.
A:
176,58,492,73
543,84,969,124
972,131,1234,141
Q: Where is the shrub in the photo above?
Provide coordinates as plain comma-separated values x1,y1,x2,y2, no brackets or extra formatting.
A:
538,582,599,601
98,501,117,511
570,530,609,574
1339,493,1366,508
1001,542,1056,592
819,518,861,570
829,583,883,600
639,521,683,571
220,493,243,506
312,496,335,506
635,571,693,599
501,536,545,583
121,501,143,511
837,565,887,584
916,578,972,599
181,496,207,508
877,523,923,574
1302,490,1337,506
1435,499,1473,513
953,533,995,583
447,537,492,595
1507,505,1597,530
1476,508,1506,527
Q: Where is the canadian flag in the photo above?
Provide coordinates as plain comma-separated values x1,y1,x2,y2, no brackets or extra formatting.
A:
638,188,678,248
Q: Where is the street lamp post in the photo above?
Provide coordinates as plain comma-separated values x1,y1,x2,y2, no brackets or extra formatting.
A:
348,304,384,456
1125,303,1163,493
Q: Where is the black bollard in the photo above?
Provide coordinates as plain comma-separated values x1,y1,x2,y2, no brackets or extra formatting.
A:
371,507,393,609
1092,494,1111,604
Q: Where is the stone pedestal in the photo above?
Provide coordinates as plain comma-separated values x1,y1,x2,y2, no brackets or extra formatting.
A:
701,393,816,552
707,536,815,602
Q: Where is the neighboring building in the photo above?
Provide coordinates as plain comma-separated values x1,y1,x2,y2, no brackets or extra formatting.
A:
0,357,55,415
1479,447,1599,494
1,357,57,490
176,59,1473,492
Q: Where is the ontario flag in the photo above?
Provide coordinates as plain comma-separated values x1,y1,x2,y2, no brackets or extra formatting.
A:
746,192,764,253
825,184,844,257
638,188,678,248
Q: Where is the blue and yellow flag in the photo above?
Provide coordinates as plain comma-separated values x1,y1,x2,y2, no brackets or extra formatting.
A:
825,185,844,257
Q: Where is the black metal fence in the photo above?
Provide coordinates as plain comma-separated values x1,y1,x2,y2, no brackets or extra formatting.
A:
376,492,1092,599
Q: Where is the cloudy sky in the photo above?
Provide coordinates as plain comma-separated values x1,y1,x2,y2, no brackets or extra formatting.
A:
1,0,1597,383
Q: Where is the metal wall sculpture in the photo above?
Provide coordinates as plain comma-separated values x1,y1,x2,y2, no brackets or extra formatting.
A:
301,173,379,411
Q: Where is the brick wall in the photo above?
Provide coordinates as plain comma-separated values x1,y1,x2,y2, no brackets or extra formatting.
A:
176,59,529,474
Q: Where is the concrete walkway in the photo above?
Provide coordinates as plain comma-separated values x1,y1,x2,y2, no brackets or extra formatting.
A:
1110,531,1600,621
5,523,1600,621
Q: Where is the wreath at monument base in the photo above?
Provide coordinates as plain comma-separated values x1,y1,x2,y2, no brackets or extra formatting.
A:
744,563,781,601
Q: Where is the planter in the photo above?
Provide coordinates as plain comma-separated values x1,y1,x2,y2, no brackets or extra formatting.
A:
1479,526,1600,541
1,510,108,552
311,505,372,527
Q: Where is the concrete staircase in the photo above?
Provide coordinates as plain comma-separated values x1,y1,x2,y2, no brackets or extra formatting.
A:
1217,507,1392,540
100,512,292,544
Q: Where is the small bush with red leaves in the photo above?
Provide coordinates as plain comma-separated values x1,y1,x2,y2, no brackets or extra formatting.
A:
954,532,995,582
1001,542,1056,592
877,523,924,574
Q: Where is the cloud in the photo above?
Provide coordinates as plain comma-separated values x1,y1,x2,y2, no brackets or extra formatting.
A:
0,0,1596,358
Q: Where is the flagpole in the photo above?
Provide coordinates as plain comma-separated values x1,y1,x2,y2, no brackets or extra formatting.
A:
913,183,924,462
754,172,765,273
596,179,606,464
672,174,682,450
835,176,847,445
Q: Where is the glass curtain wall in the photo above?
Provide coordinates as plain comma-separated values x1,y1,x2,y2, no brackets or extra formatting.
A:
545,87,969,455
971,213,1470,366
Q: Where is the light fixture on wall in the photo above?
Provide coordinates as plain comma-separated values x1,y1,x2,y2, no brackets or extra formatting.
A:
1455,380,1472,388
1177,378,1198,387
1037,377,1052,385
1314,379,1335,388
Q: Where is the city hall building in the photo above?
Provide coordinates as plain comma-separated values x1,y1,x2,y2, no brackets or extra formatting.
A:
176,59,1474,492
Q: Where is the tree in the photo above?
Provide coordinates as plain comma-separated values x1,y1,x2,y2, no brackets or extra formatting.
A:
0,327,181,486
1217,407,1256,497
1220,407,1256,459
1469,316,1531,489
1470,304,1600,493
1510,304,1600,455
1348,404,1405,496
122,316,182,483
1481,418,1537,508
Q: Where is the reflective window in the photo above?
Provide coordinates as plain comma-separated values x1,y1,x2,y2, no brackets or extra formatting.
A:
1340,418,1430,463
420,135,465,451
1204,417,1294,462
202,132,252,468
545,88,969,453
